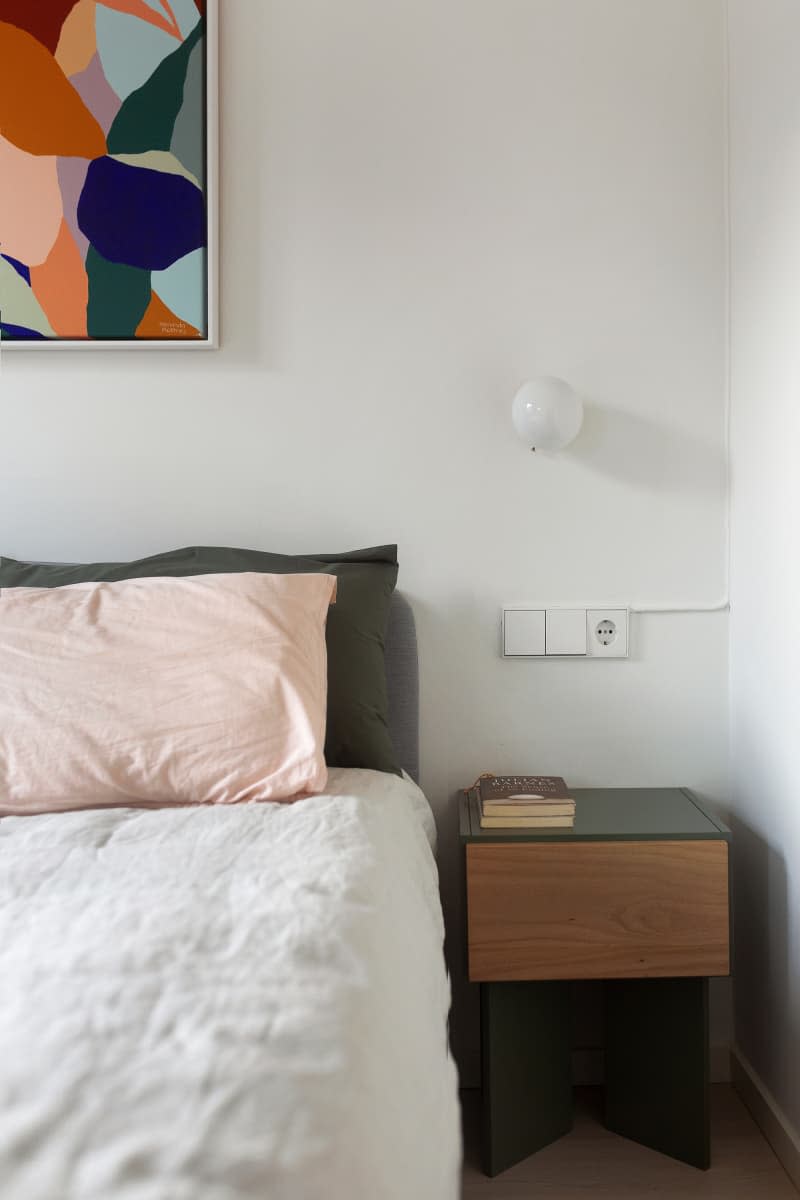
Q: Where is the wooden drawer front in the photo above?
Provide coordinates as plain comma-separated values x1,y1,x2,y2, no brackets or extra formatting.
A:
466,840,729,981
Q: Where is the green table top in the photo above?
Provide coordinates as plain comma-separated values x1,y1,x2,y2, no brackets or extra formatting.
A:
459,787,730,843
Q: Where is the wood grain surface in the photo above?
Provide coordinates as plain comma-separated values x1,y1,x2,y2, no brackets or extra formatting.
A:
467,840,729,980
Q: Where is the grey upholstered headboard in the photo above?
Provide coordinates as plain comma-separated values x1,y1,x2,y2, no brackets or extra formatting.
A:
384,592,419,783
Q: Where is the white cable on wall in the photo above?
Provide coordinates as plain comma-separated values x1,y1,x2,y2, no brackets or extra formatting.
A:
631,0,732,618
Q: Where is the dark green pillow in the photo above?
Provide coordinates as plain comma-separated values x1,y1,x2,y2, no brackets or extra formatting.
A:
0,545,400,775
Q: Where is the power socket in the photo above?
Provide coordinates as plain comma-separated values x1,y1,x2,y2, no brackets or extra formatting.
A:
586,609,628,658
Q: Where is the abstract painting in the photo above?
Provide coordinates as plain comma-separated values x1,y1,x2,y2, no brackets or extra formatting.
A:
0,0,215,346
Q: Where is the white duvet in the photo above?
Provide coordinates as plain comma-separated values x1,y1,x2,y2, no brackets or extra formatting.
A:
0,769,460,1200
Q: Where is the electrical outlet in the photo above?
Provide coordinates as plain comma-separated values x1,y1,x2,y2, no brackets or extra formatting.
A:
586,609,628,658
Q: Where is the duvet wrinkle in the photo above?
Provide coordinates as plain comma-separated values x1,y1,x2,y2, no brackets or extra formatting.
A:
0,769,459,1200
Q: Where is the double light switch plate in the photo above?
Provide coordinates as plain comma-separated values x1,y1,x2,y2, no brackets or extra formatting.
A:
503,608,628,658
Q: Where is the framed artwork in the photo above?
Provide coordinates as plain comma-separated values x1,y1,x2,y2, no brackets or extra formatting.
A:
0,0,217,348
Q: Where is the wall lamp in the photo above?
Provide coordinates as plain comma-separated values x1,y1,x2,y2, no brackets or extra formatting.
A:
511,376,583,452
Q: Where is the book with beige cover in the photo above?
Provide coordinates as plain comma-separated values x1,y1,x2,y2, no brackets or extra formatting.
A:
480,813,575,829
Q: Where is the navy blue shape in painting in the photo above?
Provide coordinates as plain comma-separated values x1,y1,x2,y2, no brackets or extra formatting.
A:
77,157,205,272
2,255,31,285
0,323,46,339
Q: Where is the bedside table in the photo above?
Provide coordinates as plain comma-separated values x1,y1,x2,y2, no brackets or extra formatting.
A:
459,787,731,1177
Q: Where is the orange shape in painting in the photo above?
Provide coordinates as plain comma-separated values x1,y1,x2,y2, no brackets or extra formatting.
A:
136,291,200,339
55,0,97,77
0,134,62,266
0,21,106,158
30,218,88,337
97,0,182,41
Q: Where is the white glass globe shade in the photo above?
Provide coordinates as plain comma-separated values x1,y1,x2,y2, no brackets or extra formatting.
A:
511,377,583,452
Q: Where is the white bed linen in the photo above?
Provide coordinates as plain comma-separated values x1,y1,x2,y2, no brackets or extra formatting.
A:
0,768,460,1200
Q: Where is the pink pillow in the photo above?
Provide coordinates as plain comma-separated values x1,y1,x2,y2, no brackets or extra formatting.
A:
0,572,337,815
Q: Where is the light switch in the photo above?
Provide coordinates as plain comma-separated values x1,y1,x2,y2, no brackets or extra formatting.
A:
503,608,545,656
546,609,587,656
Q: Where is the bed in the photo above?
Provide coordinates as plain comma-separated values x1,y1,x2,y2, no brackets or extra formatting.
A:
0,570,461,1200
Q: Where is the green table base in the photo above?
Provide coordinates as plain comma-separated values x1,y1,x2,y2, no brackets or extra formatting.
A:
605,977,710,1169
481,981,572,1176
480,977,710,1176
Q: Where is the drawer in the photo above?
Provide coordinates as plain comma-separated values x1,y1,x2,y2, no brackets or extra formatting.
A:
466,840,729,981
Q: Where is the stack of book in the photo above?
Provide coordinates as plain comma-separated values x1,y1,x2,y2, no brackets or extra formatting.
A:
475,774,575,829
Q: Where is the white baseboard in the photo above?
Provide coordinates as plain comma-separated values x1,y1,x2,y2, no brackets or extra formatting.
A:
731,1045,800,1192
571,1047,605,1086
467,1042,733,1090
710,1042,732,1083
570,1043,731,1086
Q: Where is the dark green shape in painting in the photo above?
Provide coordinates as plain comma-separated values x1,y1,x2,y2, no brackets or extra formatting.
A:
171,38,205,184
86,245,151,338
107,19,204,155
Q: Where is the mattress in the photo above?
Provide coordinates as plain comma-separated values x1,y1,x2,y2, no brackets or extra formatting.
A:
0,768,460,1200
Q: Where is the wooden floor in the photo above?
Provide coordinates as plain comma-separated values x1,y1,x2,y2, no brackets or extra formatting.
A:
462,1085,798,1198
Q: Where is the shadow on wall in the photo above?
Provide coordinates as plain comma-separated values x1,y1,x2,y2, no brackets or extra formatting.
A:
729,809,791,1082
411,592,484,1087
443,787,479,1086
576,402,726,497
413,592,617,1088
218,2,270,366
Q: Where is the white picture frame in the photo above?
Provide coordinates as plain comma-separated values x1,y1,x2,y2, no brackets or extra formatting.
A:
0,0,219,350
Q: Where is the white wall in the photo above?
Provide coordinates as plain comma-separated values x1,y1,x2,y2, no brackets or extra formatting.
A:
0,0,729,1079
729,0,800,1144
